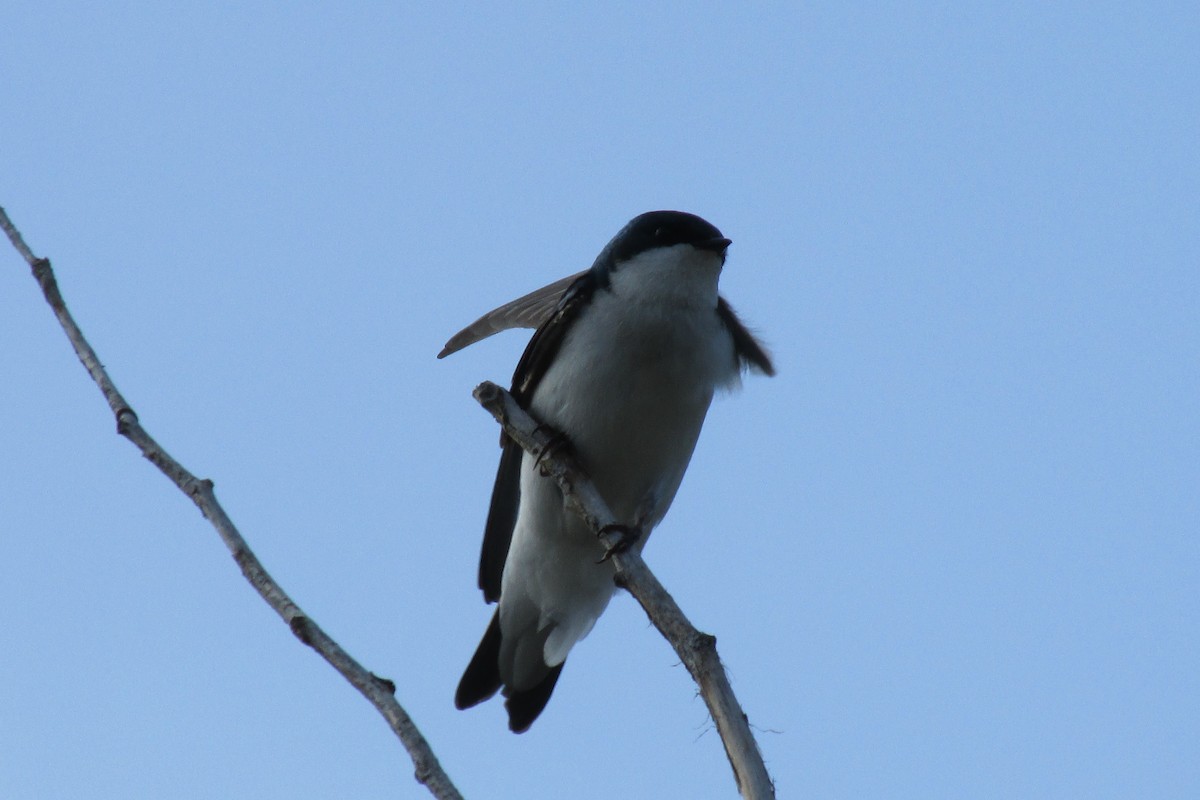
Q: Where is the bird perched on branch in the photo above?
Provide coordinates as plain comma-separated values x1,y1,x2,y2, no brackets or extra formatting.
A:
441,210,773,732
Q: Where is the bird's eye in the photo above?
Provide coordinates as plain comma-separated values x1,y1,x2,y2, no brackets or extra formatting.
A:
654,227,665,238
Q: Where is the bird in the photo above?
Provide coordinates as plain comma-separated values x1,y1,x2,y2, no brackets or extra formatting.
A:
440,210,774,732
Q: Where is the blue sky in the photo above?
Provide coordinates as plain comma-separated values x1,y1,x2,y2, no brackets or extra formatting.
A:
2,3,1197,798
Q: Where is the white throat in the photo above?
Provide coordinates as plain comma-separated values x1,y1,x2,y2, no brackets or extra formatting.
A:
605,243,723,310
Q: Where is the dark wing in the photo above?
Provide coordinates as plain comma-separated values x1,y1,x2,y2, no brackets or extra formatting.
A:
509,272,598,403
717,296,775,376
475,272,598,601
438,270,588,358
478,438,522,602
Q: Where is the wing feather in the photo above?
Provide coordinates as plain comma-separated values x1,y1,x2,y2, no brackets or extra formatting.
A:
717,296,775,376
437,270,588,358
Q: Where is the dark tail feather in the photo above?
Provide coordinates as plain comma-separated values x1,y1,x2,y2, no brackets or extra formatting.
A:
456,611,503,709
456,610,567,732
504,662,565,734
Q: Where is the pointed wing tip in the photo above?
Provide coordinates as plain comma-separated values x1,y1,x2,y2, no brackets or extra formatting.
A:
437,334,471,359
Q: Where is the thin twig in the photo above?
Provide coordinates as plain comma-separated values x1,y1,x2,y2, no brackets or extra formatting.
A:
1,205,463,800
472,380,776,800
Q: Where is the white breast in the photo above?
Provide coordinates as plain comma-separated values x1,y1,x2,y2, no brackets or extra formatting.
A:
531,243,738,522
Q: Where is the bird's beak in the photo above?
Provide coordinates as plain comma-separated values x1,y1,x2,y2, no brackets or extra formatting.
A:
696,237,733,255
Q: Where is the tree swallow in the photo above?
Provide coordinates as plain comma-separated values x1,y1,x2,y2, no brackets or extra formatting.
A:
441,210,774,732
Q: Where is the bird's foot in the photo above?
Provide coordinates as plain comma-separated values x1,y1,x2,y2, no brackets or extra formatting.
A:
533,425,572,475
597,523,643,563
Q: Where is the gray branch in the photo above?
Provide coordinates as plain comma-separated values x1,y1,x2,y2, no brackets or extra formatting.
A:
1,205,463,800
472,381,776,800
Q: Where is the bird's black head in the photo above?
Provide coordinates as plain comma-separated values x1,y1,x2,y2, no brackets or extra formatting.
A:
590,211,731,283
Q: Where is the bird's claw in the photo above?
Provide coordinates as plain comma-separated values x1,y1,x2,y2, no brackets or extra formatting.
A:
533,425,572,474
597,523,642,563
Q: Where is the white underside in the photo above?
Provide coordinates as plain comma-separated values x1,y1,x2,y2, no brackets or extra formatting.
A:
497,244,740,689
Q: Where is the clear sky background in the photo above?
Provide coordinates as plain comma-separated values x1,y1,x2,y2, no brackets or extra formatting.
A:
2,3,1197,799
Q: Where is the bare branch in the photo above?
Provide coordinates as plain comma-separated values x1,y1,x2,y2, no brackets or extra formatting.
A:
472,380,776,800
1,205,463,800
